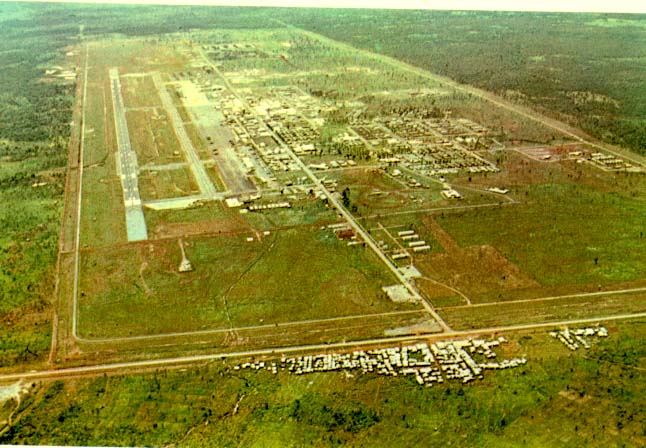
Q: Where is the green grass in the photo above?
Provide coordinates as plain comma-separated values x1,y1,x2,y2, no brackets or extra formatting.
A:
145,201,232,225
126,109,184,166
80,70,128,248
138,167,199,201
77,228,409,338
2,321,643,446
225,228,410,327
439,292,646,330
120,75,163,109
204,165,227,191
439,181,646,289
143,201,250,240
0,325,51,368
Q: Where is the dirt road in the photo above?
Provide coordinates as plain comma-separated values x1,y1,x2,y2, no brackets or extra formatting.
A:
6,312,644,384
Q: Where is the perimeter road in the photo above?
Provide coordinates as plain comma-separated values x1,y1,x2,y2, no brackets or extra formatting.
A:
72,309,428,344
70,44,89,339
438,287,646,311
3,312,644,383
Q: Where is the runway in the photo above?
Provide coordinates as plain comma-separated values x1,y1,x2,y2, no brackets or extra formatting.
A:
109,68,147,241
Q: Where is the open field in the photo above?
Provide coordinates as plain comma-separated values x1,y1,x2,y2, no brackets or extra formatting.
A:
437,181,646,295
138,167,199,201
120,75,162,109
125,109,184,166
439,292,646,330
77,228,413,339
72,310,432,361
79,58,127,248
183,123,212,161
143,201,250,239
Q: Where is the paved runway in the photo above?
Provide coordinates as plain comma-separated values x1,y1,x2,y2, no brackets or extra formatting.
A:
109,68,148,241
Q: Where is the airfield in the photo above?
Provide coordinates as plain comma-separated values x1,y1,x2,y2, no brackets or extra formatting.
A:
49,27,646,367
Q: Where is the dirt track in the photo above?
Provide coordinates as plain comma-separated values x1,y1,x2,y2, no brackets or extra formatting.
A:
5,312,645,384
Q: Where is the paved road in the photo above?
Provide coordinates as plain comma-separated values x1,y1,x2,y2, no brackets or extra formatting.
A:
196,47,451,332
153,73,218,198
109,68,148,242
3,312,644,384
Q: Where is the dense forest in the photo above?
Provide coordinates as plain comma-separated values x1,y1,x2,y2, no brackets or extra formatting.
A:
0,3,76,366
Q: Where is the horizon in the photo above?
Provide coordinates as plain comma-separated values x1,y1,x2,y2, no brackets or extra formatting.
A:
15,0,646,15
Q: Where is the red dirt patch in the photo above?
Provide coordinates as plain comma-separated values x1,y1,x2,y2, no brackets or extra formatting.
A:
151,217,250,239
415,216,539,300
417,244,539,298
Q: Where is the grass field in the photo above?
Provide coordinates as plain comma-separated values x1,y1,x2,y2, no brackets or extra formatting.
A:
438,292,646,330
125,109,184,166
76,228,412,339
120,75,162,109
183,123,211,160
204,164,227,191
439,181,646,290
143,201,251,239
138,168,199,201
79,66,127,248
74,310,431,359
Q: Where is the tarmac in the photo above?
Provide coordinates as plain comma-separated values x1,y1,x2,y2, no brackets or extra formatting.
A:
109,68,147,242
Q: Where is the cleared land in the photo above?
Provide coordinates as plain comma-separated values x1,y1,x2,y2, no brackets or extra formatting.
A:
439,292,646,330
65,30,646,356
138,167,199,201
77,228,413,339
52,27,644,367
